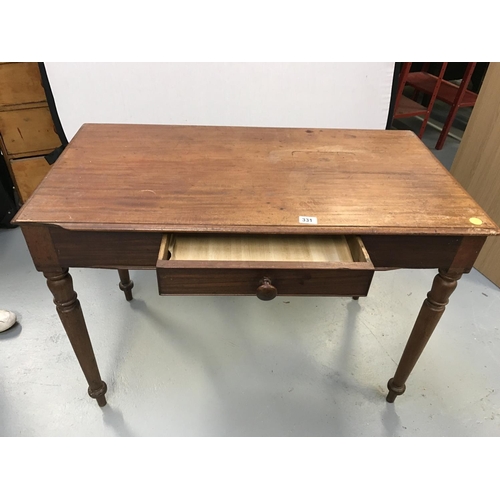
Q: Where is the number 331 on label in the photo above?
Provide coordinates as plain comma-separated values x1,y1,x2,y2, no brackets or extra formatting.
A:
299,216,317,224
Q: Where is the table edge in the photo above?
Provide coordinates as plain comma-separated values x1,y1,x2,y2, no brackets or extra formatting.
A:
12,221,500,237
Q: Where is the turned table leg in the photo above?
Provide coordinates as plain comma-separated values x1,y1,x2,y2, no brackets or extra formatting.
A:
44,268,108,407
386,268,463,403
118,269,134,301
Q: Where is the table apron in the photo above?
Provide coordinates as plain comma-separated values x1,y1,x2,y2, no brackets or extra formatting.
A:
41,227,485,269
21,226,486,272
51,228,163,269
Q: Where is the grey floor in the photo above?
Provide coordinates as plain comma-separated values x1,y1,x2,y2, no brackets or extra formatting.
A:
2,104,499,436
1,225,500,436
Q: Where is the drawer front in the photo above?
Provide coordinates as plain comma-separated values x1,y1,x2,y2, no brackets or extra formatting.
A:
156,234,374,299
10,155,51,202
0,106,61,156
157,264,374,297
0,63,46,108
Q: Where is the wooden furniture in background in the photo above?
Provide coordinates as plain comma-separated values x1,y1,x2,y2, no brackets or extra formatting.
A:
0,62,62,203
451,63,500,287
406,62,478,150
13,124,499,408
392,62,447,138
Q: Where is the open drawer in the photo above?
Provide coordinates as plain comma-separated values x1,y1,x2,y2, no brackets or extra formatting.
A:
156,234,374,300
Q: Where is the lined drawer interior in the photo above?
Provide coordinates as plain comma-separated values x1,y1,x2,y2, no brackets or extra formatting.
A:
161,234,371,265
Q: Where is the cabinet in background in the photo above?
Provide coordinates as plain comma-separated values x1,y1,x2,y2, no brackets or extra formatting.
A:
0,62,62,202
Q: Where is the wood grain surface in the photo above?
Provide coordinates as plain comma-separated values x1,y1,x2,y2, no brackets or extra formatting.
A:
157,266,374,297
14,124,499,236
0,106,61,156
10,156,52,202
167,234,357,262
451,63,500,285
0,63,46,108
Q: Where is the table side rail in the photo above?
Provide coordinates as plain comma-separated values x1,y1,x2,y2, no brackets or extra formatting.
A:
19,225,486,273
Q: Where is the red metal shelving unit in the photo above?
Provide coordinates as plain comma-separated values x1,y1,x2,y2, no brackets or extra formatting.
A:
406,62,478,149
393,62,447,139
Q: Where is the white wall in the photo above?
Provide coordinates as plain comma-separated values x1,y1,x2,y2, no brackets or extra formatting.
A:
45,62,394,141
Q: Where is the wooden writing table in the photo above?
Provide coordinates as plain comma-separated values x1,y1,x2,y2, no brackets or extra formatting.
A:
13,124,499,407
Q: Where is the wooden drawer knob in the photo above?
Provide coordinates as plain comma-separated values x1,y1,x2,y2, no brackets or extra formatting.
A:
257,277,277,301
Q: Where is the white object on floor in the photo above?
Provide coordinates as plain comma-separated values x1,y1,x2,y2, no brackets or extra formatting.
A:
0,309,16,332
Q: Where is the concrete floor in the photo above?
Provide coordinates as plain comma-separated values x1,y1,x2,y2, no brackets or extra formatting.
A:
1,226,500,436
